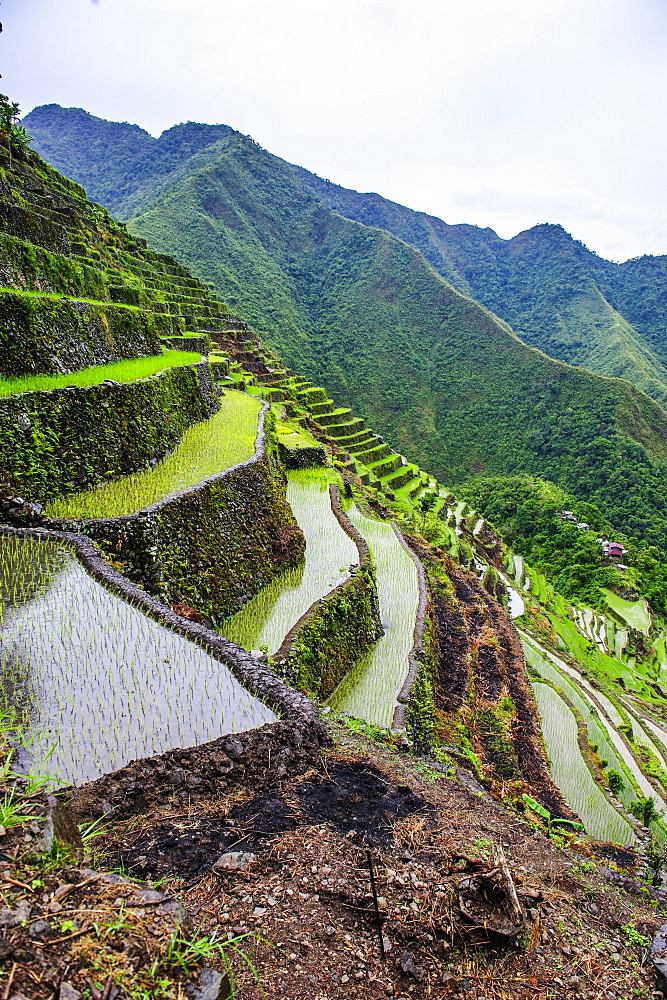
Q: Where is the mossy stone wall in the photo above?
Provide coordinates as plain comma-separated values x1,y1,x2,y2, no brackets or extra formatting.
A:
284,570,382,698
0,361,217,500
66,419,306,623
0,233,109,300
274,485,383,698
0,290,182,376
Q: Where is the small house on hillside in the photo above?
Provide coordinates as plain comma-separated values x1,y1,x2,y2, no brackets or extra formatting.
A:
601,540,626,559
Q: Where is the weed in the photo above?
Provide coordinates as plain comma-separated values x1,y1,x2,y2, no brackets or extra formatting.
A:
621,923,649,948
160,926,267,997
0,787,37,829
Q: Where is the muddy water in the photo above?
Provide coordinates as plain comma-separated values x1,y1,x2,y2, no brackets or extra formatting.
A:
328,508,420,729
0,535,275,786
221,469,357,654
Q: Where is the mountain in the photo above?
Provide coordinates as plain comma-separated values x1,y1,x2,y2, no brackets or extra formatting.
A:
22,104,667,556
23,104,236,220
293,167,667,406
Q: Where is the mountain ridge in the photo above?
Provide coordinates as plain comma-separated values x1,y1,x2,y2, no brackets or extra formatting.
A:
21,103,667,559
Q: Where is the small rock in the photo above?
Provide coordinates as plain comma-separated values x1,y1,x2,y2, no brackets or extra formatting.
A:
0,939,15,960
399,949,425,981
224,737,245,759
0,900,31,927
340,974,350,984
161,899,188,923
48,900,63,914
0,825,5,837
126,889,165,906
212,851,256,871
325,925,336,936
186,967,232,1000
28,919,51,938
252,907,267,917
59,984,83,1000
587,902,599,914
382,934,393,953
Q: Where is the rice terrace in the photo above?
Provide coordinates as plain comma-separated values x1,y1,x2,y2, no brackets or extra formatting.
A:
2,81,667,999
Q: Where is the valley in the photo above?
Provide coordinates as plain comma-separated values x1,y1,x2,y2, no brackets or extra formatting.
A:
0,110,667,998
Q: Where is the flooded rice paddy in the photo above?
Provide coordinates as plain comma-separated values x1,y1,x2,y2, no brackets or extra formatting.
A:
0,535,275,785
221,469,357,654
46,390,262,519
328,506,420,729
532,682,633,844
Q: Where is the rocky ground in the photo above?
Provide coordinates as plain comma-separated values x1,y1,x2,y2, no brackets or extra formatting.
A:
1,721,666,999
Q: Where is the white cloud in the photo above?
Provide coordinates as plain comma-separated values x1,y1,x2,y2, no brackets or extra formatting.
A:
4,0,667,260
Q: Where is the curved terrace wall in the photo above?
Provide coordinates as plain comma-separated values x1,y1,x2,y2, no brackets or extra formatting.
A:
0,360,218,500
47,405,306,623
272,484,383,698
0,290,182,376
0,524,326,820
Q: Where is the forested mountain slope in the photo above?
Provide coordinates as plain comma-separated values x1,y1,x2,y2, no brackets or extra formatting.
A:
22,104,667,557
294,167,667,406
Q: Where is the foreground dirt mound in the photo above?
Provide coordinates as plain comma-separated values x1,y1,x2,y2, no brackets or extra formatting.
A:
122,760,431,879
2,723,665,998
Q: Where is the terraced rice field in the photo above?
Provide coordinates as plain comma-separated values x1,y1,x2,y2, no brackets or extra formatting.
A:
46,390,262,519
532,682,633,844
328,506,420,728
0,535,274,785
221,469,357,654
602,588,651,635
0,350,202,397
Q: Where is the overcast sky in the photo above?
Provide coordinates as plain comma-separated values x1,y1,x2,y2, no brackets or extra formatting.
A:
4,0,667,262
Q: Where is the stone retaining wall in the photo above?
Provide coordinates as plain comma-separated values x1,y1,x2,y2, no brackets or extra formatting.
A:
0,290,179,376
46,404,306,623
272,484,383,698
0,360,218,501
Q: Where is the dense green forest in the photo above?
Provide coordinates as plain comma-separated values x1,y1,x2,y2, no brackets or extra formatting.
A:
459,475,667,612
22,104,667,572
293,167,667,407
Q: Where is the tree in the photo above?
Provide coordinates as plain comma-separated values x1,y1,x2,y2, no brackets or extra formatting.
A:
418,490,438,531
0,94,31,164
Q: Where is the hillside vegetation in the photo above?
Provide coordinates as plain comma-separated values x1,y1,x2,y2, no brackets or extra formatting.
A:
22,104,667,562
294,167,667,405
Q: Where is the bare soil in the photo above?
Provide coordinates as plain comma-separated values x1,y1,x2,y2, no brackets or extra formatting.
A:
3,725,663,999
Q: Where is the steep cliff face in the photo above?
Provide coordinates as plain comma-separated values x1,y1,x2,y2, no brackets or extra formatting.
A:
294,167,667,406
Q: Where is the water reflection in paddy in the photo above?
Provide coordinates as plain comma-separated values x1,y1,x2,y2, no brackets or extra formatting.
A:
221,469,357,654
328,506,419,729
0,535,275,786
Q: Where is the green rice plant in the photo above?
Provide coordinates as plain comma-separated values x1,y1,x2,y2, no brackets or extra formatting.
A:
328,503,419,728
0,350,202,397
159,927,266,997
46,390,262,518
0,534,275,785
532,681,633,844
221,469,356,654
